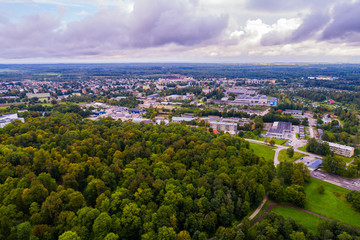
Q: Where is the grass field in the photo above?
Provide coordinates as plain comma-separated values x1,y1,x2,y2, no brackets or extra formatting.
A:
304,178,360,228
336,155,354,163
278,149,306,162
271,206,325,233
249,142,275,162
265,138,288,145
298,144,308,152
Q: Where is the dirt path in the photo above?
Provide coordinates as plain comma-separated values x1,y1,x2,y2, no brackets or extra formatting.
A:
249,196,268,220
251,202,332,227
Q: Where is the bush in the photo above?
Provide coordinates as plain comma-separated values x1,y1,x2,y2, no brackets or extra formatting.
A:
317,184,325,194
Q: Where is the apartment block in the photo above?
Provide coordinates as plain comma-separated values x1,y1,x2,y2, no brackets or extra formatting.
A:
327,142,354,157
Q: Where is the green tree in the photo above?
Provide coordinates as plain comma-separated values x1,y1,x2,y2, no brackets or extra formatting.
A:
158,226,177,240
290,231,306,240
93,212,112,239
104,232,120,240
16,221,32,240
322,155,346,176
287,147,294,158
59,231,81,240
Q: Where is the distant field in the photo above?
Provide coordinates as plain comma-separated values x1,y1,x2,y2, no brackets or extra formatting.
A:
304,177,360,228
271,206,325,233
278,149,306,162
249,142,275,162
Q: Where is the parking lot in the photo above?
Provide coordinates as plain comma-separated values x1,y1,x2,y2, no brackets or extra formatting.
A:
311,169,360,191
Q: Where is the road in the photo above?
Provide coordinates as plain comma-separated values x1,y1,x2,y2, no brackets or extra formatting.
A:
309,126,314,138
245,138,360,192
245,135,360,225
260,108,270,116
245,138,321,167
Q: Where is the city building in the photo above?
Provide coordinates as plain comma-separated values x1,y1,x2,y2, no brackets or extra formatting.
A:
268,97,278,106
327,142,354,157
131,108,146,114
299,125,305,138
0,113,25,128
26,93,51,101
284,109,303,115
266,121,292,139
210,121,237,134
234,94,268,105
172,117,196,123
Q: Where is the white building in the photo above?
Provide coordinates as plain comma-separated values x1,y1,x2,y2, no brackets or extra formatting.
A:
210,121,237,134
0,113,25,128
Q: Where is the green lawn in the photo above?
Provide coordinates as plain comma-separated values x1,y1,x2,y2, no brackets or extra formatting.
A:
271,206,325,233
249,142,275,162
278,149,306,162
298,144,308,152
304,178,360,228
264,138,288,145
335,155,353,163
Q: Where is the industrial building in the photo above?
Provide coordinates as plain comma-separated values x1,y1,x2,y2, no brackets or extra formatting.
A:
266,121,292,139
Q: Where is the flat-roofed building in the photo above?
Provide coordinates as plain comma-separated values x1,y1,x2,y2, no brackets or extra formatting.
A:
327,142,354,157
284,109,303,115
266,121,292,139
210,121,237,134
0,113,25,128
172,117,196,123
26,93,51,101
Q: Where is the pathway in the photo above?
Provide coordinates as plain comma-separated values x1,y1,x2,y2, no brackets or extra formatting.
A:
249,196,268,220
309,126,314,138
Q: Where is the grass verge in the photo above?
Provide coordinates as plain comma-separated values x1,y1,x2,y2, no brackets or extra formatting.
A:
271,206,326,233
304,177,360,228
249,142,275,162
278,149,306,162
298,144,308,152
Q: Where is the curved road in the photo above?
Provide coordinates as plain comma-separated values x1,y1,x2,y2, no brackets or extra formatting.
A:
245,138,322,167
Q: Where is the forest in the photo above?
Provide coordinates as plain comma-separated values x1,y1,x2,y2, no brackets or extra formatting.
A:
0,113,275,240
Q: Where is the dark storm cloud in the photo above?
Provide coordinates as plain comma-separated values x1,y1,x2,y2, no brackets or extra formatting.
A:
259,0,360,46
321,1,360,43
290,11,330,42
0,0,228,58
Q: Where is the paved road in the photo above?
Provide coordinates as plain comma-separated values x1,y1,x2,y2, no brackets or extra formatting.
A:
260,108,271,116
246,136,360,226
245,138,321,167
309,126,314,138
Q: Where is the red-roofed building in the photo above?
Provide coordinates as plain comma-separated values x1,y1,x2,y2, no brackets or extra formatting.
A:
329,99,335,104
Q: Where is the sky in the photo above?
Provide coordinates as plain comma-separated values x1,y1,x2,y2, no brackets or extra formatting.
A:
1,0,360,63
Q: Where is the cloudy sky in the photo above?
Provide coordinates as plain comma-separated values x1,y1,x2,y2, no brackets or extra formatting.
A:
1,0,360,63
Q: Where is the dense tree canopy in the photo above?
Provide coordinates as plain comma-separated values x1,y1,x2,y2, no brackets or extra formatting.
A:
0,113,274,239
